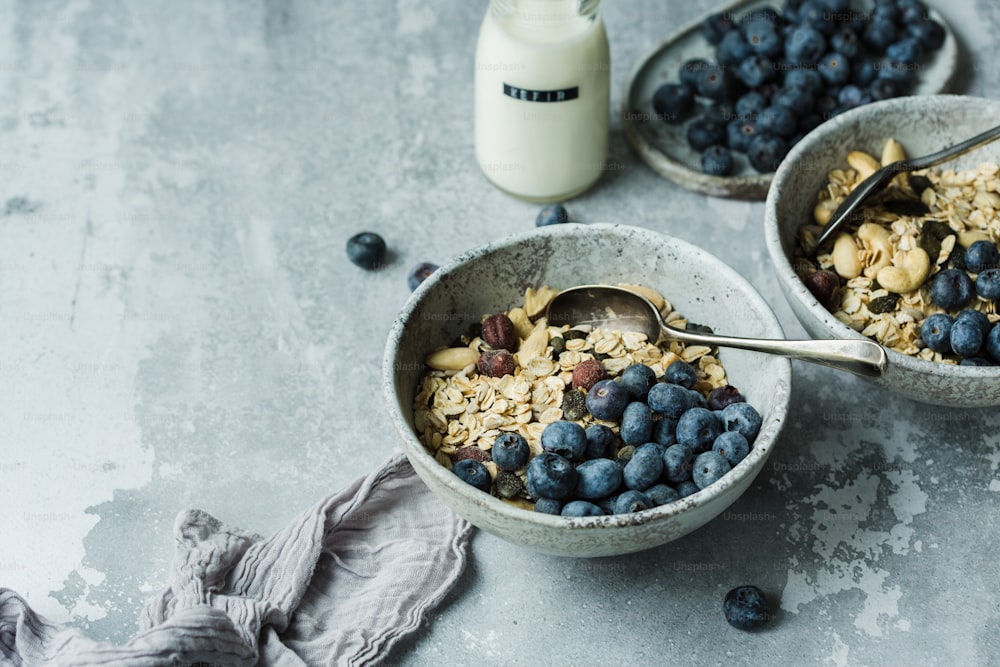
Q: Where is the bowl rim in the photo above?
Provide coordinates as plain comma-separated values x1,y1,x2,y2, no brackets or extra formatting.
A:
764,94,1000,381
382,222,792,531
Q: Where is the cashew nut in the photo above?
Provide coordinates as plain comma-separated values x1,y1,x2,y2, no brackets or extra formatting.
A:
425,347,479,371
515,319,549,367
847,151,881,182
876,247,930,293
856,223,894,277
814,198,839,226
832,233,862,279
881,138,906,166
957,229,991,248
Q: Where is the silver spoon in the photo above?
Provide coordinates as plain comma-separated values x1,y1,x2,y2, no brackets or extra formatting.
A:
546,285,887,377
810,123,1000,255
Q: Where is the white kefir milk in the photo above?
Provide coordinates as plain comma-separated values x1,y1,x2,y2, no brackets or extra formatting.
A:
475,0,610,202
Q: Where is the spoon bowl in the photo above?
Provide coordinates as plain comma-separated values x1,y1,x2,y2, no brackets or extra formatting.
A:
546,285,888,377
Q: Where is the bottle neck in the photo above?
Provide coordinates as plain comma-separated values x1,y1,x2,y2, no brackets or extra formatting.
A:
489,0,601,42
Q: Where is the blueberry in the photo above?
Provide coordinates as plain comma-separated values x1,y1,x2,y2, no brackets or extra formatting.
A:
758,105,798,139
950,316,986,357
624,443,665,491
817,52,851,86
676,480,700,498
727,120,759,154
621,402,654,446
829,27,861,60
960,356,994,367
977,269,1000,300
720,402,763,443
692,451,732,489
677,408,724,453
957,309,992,339
702,102,737,125
886,37,923,65
687,389,708,409
664,359,698,389
646,483,681,506
920,313,954,353
621,363,657,401
735,55,773,89
965,240,1000,273
852,57,880,87
712,431,751,467
897,0,930,24
744,21,783,58
907,19,945,51
747,133,788,173
877,59,916,91
872,1,900,24
652,83,695,124
772,85,814,116
662,443,694,484
648,382,693,418
701,12,736,45
346,231,387,270
652,417,678,447
929,268,976,310
986,324,1000,362
868,77,902,101
687,119,727,153
797,1,834,34
724,585,772,631
406,262,438,291
533,497,563,515
708,385,746,411
613,489,654,514
716,31,753,67
814,92,839,118
836,84,870,110
541,420,588,461
453,459,491,493
701,145,734,176
535,203,569,226
784,26,826,63
585,379,630,421
736,91,767,119
585,424,617,460
561,500,604,517
526,452,578,500
783,68,823,93
861,16,899,53
491,432,530,471
575,458,624,500
696,66,740,102
680,58,712,90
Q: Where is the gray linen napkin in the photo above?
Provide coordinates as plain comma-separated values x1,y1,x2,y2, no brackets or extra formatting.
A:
0,453,472,666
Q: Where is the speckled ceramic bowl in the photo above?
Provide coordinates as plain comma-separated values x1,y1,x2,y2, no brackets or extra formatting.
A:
383,224,791,557
765,95,1000,408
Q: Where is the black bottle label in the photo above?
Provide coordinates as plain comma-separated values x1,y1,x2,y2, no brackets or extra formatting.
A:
503,83,579,102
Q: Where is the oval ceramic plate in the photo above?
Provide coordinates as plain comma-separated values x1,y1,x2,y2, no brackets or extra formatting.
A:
622,0,959,200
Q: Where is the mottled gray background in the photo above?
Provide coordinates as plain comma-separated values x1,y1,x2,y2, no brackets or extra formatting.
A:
1,1,999,665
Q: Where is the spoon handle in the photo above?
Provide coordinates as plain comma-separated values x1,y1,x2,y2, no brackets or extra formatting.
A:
904,122,1000,170
661,325,888,377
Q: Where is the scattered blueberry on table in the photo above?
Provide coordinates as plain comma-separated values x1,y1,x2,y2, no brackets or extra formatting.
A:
407,262,439,291
723,585,772,631
653,0,947,175
535,203,570,227
346,231,386,270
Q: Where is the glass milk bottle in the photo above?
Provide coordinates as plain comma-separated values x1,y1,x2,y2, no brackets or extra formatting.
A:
474,0,610,203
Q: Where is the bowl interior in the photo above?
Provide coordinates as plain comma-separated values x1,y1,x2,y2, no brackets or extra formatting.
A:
766,94,1000,406
384,223,792,555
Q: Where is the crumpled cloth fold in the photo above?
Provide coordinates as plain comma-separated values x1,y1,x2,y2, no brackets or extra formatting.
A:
0,454,472,666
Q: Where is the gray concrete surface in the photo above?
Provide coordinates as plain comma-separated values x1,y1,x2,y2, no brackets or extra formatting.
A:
1,1,999,665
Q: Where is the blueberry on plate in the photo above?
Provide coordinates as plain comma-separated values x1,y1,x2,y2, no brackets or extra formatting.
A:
701,145,734,176
727,120,759,154
886,37,924,65
964,240,1000,273
716,30,753,67
561,500,604,517
540,420,588,461
977,268,1000,300
407,262,438,291
720,401,763,442
661,443,693,484
758,105,798,139
929,268,976,310
613,489,654,514
652,83,694,124
863,18,899,52
620,363,657,401
692,450,731,489
585,379,630,421
950,312,987,357
677,408,723,453
920,313,954,354
724,585,772,631
346,231,387,270
907,18,945,51
535,203,569,227
664,359,698,389
735,90,768,119
700,12,735,45
817,52,852,86
533,497,563,515
680,58,712,90
623,443,665,491
652,417,678,447
648,382,693,418
491,432,530,471
737,54,775,88
772,85,815,116
784,25,827,63
526,452,578,500
712,431,750,467
584,424,617,460
453,459,491,493
676,480,700,498
747,133,789,173
620,402,654,446
985,323,1000,362
829,26,861,60
783,68,823,93
696,65,740,101
575,458,623,500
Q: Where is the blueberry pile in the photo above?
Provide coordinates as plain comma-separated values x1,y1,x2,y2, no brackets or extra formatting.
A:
452,359,764,517
919,241,1000,364
653,0,946,176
